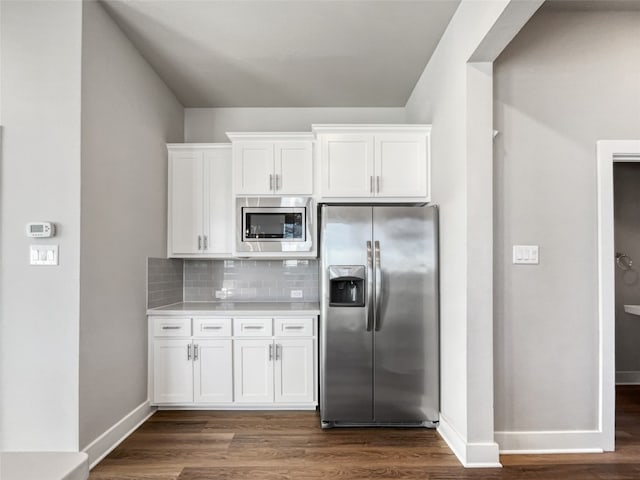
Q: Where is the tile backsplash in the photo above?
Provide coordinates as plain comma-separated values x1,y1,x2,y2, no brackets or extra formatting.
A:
147,257,184,308
184,259,319,302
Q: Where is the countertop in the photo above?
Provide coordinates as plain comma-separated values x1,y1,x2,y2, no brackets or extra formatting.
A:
147,301,320,316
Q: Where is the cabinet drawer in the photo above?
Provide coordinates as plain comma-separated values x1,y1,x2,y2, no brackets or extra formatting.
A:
194,317,232,337
274,317,313,337
153,317,191,337
234,318,272,337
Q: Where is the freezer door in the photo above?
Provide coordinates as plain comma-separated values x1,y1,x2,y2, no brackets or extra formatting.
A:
372,205,439,423
320,205,374,423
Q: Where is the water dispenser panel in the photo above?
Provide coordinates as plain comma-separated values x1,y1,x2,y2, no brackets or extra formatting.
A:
328,265,365,307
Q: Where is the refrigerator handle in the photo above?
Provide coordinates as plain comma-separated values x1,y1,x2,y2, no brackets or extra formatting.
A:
374,240,382,331
366,241,374,331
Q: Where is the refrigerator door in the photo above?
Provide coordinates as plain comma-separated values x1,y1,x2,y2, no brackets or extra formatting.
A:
320,205,374,424
372,205,439,423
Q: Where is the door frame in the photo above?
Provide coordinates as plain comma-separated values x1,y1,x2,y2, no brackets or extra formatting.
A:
596,140,640,451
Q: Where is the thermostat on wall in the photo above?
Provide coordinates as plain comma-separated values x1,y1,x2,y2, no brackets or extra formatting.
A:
26,222,55,238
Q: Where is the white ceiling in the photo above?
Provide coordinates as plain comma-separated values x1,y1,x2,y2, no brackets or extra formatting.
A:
100,0,461,108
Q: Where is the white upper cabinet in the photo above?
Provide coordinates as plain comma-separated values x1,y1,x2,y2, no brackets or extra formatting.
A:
168,144,232,258
228,133,314,196
313,125,431,202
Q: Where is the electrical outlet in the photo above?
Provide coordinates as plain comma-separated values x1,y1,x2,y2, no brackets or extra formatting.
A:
290,290,303,299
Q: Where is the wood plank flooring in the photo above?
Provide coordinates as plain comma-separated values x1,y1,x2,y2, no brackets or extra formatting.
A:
90,386,640,479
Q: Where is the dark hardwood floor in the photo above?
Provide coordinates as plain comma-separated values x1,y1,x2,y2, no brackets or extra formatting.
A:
90,386,640,479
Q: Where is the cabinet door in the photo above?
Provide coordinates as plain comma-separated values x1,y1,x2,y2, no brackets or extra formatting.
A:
319,134,374,197
374,133,428,198
193,339,233,403
274,338,314,404
153,339,193,404
274,141,313,195
233,142,274,195
203,148,232,255
233,339,274,403
169,152,204,254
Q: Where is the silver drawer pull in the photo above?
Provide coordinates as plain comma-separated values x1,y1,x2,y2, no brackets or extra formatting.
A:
162,326,182,330
202,326,222,330
244,325,264,330
284,325,304,330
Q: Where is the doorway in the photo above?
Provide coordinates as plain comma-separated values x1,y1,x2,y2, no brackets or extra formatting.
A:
596,140,640,451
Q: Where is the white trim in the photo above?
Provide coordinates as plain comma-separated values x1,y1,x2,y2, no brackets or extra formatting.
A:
616,371,640,385
437,414,502,468
496,430,603,453
82,400,156,469
311,124,431,135
596,140,640,453
166,143,231,150
226,132,315,142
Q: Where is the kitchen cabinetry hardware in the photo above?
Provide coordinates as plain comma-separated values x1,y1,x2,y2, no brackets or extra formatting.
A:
284,325,304,330
370,176,373,193
187,344,192,360
194,344,199,361
269,343,273,361
203,325,222,330
197,235,202,250
275,344,281,361
162,326,182,330
376,176,380,193
275,174,280,191
203,235,208,250
269,174,274,191
244,325,264,330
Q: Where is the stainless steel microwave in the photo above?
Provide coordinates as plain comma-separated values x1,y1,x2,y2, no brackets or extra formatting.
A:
235,197,315,256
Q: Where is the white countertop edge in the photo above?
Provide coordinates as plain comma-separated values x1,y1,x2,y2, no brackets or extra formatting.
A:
147,302,320,316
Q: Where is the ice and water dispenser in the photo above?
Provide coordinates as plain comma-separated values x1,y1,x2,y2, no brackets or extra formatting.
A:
328,265,365,307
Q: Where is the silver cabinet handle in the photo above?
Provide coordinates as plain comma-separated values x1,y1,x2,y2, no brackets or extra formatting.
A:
202,325,222,330
376,176,380,193
244,325,264,330
203,235,208,250
268,343,273,361
275,174,280,191
193,344,199,361
162,325,181,330
197,235,202,250
366,241,373,331
374,240,382,331
370,176,373,193
187,343,192,361
275,344,281,361
284,325,304,330
269,174,274,191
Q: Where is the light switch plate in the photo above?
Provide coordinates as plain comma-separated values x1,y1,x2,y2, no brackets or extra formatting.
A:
513,245,539,264
290,289,303,299
30,245,59,266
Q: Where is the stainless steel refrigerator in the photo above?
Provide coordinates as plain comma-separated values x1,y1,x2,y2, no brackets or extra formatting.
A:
319,204,439,428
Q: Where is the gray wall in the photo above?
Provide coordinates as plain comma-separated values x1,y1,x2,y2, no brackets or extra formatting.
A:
0,0,83,450
79,1,184,449
185,107,406,142
614,164,640,383
494,6,640,432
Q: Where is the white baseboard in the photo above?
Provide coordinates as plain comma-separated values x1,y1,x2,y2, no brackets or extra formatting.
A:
83,400,156,469
496,429,604,454
616,371,640,385
437,414,502,468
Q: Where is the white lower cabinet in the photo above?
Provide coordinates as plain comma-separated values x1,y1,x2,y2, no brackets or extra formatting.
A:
149,315,317,409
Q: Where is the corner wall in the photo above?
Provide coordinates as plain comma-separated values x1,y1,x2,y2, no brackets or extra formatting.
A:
405,0,542,465
493,6,640,451
0,0,83,450
79,0,184,455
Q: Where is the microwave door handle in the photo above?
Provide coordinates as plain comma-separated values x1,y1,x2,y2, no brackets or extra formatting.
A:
366,241,374,332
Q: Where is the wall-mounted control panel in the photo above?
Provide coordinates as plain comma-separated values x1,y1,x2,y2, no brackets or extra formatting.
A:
26,222,55,238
